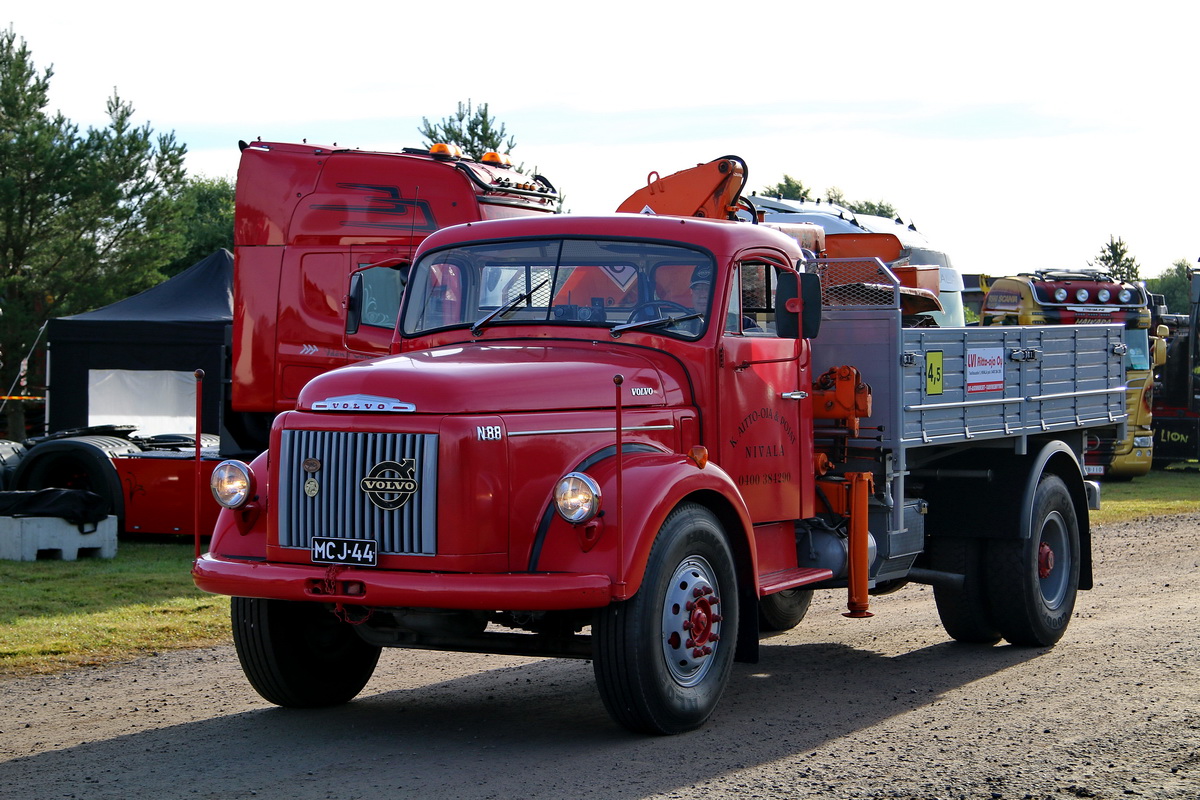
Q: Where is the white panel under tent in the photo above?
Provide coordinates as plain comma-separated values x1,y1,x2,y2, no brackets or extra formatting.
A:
86,369,197,436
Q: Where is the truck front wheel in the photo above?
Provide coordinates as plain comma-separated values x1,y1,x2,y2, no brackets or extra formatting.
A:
232,597,381,707
592,503,739,735
986,474,1080,646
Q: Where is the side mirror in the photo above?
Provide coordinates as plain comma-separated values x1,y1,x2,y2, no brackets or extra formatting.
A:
346,272,363,335
775,271,823,340
799,272,823,340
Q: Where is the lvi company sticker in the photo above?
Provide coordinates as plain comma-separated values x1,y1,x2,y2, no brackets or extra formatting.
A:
966,348,1005,394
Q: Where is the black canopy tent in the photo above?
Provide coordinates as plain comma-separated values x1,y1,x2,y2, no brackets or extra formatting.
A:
44,250,233,437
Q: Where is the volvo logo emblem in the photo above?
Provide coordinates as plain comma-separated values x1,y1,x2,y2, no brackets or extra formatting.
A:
360,460,419,510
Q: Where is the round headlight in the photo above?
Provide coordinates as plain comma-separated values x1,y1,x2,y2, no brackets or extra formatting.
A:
211,460,254,509
1054,288,1068,302
1075,288,1089,302
1097,289,1111,302
554,472,602,524
1118,288,1133,303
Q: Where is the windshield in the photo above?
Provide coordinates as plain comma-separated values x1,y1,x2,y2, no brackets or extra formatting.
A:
1125,328,1150,371
401,238,716,339
919,290,966,327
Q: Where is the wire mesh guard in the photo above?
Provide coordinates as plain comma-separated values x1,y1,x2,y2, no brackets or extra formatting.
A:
502,267,556,306
815,259,898,309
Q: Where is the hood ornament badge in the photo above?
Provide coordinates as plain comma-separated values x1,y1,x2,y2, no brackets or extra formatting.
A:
310,394,415,412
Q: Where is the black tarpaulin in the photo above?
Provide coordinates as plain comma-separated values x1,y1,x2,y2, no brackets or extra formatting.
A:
45,250,233,434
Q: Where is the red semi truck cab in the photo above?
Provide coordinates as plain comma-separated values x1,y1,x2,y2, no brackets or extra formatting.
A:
196,211,1122,735
231,141,560,442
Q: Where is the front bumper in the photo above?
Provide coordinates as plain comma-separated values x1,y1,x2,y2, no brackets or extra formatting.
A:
193,553,614,611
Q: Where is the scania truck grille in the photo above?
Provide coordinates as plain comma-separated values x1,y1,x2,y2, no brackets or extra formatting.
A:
277,430,438,555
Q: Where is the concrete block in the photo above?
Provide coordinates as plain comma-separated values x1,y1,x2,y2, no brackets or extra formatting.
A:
0,515,118,561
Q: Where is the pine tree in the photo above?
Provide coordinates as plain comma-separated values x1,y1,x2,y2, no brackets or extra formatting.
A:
1091,236,1141,283
0,27,188,436
418,100,516,161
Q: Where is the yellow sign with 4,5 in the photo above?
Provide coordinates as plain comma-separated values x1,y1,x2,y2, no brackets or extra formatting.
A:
926,350,943,395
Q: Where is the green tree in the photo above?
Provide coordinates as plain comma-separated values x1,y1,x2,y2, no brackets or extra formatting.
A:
162,176,235,277
418,99,516,162
417,100,565,210
761,178,898,218
761,174,809,201
1091,235,1140,283
0,27,188,437
1144,258,1195,315
845,198,898,219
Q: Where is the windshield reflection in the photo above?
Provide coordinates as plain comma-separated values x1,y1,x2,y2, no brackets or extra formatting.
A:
401,238,715,339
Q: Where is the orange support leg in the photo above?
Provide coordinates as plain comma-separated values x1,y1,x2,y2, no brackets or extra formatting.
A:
843,471,874,618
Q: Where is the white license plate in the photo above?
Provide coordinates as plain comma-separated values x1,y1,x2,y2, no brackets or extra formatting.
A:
311,537,377,566
1083,465,1104,475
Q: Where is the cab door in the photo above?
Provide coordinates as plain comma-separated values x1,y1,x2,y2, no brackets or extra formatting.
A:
344,248,410,356
717,258,810,523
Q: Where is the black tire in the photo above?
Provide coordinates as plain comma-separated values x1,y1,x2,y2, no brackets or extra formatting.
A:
758,588,813,632
231,597,381,707
592,503,739,735
929,536,1001,643
985,474,1080,647
16,446,123,522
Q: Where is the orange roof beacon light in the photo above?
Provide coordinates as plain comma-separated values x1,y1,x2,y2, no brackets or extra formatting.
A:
429,143,463,159
481,151,514,167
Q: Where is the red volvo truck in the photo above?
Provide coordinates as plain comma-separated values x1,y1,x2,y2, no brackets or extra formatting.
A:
194,208,1126,734
10,141,559,534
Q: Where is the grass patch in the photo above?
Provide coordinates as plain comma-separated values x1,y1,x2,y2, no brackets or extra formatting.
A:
0,539,229,676
0,469,1195,677
1090,467,1200,525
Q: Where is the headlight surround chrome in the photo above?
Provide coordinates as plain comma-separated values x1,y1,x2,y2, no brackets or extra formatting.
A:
211,460,254,509
554,472,602,524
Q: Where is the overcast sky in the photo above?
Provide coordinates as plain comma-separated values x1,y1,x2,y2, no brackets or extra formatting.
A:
8,1,1198,279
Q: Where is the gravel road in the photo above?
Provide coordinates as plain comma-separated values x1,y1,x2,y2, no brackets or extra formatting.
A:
2,514,1197,800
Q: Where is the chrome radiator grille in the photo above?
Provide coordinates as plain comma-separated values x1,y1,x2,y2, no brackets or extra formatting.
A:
278,430,438,555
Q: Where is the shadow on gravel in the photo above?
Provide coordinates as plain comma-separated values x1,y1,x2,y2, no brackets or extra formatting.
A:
0,636,1043,800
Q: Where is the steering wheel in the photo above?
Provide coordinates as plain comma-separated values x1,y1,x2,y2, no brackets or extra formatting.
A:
625,300,693,323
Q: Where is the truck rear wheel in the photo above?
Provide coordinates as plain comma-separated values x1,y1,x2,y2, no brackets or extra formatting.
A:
929,536,1001,643
231,597,381,707
758,588,813,632
592,503,739,735
986,474,1080,646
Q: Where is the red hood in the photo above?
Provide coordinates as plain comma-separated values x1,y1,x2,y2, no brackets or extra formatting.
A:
296,342,687,414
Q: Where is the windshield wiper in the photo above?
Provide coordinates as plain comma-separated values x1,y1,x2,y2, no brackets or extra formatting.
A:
609,311,702,338
471,278,550,336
